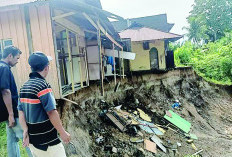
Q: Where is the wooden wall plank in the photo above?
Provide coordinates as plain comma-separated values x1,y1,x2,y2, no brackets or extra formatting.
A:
0,17,3,40
14,9,30,85
0,12,11,39
20,7,31,80
39,4,60,98
29,5,42,51
8,10,20,85
37,5,49,53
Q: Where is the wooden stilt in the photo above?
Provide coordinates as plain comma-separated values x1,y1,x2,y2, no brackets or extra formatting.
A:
113,43,116,85
75,34,83,88
97,21,104,96
121,48,125,79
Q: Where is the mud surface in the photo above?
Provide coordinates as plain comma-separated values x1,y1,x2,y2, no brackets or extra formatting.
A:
59,69,232,157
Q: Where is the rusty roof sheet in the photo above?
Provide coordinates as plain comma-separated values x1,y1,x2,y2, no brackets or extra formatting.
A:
119,27,182,42
0,0,42,7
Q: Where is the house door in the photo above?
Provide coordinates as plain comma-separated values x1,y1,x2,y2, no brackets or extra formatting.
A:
149,47,159,69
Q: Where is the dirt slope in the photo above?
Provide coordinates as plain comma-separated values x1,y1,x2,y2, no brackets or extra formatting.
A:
60,69,232,157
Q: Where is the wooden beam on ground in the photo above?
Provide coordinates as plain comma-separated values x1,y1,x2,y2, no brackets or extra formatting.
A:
52,12,76,20
61,97,78,105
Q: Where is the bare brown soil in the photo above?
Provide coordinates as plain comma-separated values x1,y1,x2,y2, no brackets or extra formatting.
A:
60,69,232,157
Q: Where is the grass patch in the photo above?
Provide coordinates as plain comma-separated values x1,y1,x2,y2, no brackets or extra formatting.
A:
0,122,28,157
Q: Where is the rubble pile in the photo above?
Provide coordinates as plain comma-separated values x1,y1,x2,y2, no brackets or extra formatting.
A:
93,97,201,157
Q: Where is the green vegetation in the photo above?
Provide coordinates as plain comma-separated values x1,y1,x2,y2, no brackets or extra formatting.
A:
173,31,232,85
0,123,28,157
173,0,232,85
0,123,7,157
185,0,232,43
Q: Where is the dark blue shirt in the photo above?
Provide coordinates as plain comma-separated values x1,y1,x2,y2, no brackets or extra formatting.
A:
0,61,19,122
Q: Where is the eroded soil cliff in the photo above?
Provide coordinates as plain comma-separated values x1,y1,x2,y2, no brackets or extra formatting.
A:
59,69,232,157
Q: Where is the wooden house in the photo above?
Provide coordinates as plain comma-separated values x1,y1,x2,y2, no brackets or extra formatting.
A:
0,0,130,99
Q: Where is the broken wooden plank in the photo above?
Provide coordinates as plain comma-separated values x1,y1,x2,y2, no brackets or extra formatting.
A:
106,112,126,132
164,110,191,133
138,119,164,135
151,135,167,153
144,139,157,154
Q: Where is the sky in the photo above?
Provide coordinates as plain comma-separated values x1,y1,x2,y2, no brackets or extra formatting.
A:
100,0,195,35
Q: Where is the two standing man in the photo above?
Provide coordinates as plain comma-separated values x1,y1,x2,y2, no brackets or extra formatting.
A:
0,46,70,157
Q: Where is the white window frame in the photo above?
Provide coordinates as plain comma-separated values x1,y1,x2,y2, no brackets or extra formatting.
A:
0,39,13,59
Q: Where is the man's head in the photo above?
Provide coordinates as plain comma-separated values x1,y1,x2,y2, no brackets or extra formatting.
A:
28,52,53,78
2,46,22,67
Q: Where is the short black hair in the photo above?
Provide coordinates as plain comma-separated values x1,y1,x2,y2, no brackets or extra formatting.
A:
2,46,22,59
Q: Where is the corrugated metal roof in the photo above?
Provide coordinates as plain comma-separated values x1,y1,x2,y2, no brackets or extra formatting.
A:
0,0,43,7
119,27,182,42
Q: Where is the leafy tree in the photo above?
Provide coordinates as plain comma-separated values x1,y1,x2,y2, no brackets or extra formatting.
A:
186,0,232,42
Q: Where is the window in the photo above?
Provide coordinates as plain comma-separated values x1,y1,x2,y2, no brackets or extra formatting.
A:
0,39,13,60
54,24,88,96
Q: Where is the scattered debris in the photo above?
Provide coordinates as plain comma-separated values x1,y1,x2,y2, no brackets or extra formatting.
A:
151,135,167,153
177,142,182,147
135,99,139,105
112,147,118,153
166,111,172,118
164,110,191,133
115,105,122,110
172,100,181,109
186,139,194,144
190,133,198,140
114,82,120,92
137,108,152,122
172,144,178,151
156,126,166,134
130,137,144,143
137,131,144,137
138,119,164,135
192,149,203,155
106,111,127,132
144,139,157,154
191,143,197,150
96,136,104,144
98,99,200,156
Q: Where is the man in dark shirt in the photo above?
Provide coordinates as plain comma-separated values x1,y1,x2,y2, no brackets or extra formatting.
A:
0,46,32,157
18,52,70,156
